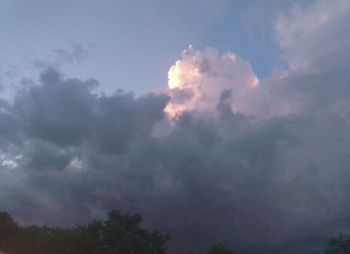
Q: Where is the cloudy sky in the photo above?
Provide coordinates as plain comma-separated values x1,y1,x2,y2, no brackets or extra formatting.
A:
1,0,350,253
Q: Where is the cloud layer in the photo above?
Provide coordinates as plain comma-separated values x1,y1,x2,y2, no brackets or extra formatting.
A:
1,1,350,254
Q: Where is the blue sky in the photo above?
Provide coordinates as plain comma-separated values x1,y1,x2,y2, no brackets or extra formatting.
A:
0,0,299,94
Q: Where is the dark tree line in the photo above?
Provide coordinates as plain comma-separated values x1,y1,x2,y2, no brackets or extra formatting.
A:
0,210,170,254
0,210,349,254
0,210,237,254
325,234,350,254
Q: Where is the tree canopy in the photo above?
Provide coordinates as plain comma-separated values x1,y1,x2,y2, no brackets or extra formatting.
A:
325,234,350,254
4,209,348,254
207,244,238,254
0,210,240,254
0,210,170,254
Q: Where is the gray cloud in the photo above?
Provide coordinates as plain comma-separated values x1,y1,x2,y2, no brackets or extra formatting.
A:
33,43,97,71
1,65,349,253
275,0,350,71
53,43,96,64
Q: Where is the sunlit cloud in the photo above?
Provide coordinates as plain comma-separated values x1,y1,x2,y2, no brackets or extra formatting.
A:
165,46,259,118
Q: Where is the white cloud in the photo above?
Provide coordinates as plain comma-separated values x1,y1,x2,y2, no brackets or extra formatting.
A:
276,0,350,71
165,46,259,117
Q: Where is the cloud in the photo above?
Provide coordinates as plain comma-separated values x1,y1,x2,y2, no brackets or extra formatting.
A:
0,1,350,254
165,46,259,118
53,43,93,64
33,43,97,70
276,0,350,71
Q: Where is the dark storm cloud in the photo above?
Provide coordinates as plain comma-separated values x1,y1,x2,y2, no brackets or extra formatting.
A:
0,72,343,254
1,63,349,254
0,66,170,224
15,68,97,146
0,99,21,148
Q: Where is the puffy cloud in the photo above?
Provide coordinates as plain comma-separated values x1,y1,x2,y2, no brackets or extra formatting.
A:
165,46,259,117
0,67,170,224
14,68,98,147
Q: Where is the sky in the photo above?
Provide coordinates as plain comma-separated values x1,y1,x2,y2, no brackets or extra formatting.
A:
0,0,303,95
1,0,350,253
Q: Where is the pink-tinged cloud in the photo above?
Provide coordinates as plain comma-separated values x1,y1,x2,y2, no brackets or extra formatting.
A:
276,0,350,71
165,46,259,118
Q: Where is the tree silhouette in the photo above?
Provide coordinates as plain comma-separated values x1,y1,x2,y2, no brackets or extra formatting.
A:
207,244,238,254
4,210,350,254
325,234,350,254
0,210,170,254
100,210,170,254
0,212,18,251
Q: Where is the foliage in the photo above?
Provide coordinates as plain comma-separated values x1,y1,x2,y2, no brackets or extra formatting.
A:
207,244,238,254
0,212,18,251
5,209,349,254
0,210,170,254
325,234,350,254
